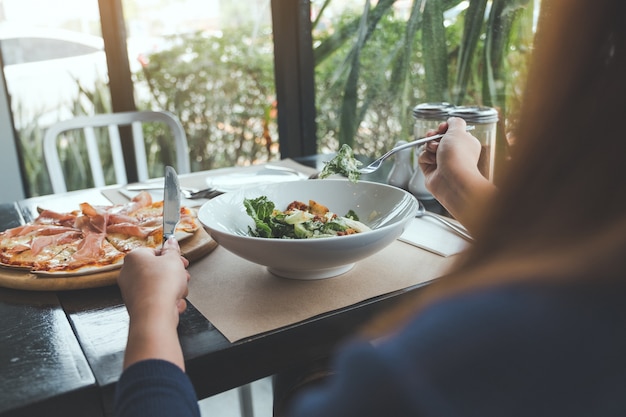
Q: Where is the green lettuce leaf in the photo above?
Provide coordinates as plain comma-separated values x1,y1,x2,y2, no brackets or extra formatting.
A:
318,144,362,182
244,196,274,237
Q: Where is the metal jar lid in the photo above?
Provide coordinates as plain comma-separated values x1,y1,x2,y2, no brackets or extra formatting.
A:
412,102,454,120
448,106,499,123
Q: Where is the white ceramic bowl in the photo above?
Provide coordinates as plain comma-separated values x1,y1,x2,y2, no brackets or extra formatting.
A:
197,179,418,280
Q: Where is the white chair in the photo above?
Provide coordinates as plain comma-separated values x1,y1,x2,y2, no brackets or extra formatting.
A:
43,110,190,193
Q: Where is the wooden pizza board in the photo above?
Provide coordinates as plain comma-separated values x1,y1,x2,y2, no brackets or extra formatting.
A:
0,228,218,291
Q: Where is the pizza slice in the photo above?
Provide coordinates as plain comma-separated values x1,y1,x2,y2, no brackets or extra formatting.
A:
0,225,82,269
32,232,126,276
105,221,163,253
104,193,200,253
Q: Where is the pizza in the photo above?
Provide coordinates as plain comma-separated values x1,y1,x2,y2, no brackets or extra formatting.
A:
0,192,200,276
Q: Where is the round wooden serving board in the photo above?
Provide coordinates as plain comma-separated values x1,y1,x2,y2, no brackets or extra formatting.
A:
0,228,217,291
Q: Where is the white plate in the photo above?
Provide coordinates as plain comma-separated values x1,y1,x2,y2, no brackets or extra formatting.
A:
205,166,308,193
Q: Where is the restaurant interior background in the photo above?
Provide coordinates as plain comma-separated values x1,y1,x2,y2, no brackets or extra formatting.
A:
0,0,541,202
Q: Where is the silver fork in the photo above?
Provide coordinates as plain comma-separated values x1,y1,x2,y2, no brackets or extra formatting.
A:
358,126,475,175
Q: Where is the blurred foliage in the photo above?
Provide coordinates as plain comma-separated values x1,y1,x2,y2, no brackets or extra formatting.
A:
15,104,49,197
134,28,278,172
15,79,113,195
16,28,278,196
15,78,184,194
313,0,536,157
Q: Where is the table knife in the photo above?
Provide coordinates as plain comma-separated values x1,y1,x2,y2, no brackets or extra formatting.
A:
163,165,181,244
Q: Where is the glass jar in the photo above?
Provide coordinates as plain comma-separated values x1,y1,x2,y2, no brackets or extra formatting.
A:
412,102,454,138
448,106,499,181
386,140,414,190
409,102,454,199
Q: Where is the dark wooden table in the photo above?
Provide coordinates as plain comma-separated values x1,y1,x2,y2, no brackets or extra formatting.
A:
0,157,447,417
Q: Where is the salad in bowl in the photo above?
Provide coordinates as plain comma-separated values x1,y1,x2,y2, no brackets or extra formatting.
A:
198,179,418,280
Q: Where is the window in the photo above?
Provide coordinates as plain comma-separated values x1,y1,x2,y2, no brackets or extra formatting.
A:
123,0,278,171
1,0,280,195
0,0,540,197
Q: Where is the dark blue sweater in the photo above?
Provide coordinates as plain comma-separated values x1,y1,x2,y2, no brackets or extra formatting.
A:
115,282,626,417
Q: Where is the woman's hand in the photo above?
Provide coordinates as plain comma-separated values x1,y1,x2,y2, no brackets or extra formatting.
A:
119,237,190,317
418,117,496,230
118,237,191,370
419,117,482,184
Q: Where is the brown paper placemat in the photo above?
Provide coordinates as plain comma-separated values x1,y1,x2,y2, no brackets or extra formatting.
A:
187,239,455,342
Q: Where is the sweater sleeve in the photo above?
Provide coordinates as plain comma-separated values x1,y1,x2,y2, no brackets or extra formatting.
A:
287,284,626,417
114,359,200,417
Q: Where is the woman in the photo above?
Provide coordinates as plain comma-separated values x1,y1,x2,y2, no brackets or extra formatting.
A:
115,1,626,416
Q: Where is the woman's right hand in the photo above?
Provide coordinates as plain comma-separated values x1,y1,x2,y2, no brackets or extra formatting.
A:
419,117,482,193
418,117,496,229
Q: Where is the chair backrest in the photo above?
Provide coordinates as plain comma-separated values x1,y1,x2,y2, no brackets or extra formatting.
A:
43,110,190,193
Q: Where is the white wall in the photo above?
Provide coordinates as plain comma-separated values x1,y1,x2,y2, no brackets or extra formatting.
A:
0,69,26,203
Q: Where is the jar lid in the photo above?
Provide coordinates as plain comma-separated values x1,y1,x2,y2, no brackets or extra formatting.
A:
412,102,454,120
448,106,499,123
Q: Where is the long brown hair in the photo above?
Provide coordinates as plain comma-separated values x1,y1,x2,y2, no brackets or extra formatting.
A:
364,0,626,335
449,0,626,283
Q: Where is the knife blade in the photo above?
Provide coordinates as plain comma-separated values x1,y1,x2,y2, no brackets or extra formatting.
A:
162,166,181,244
